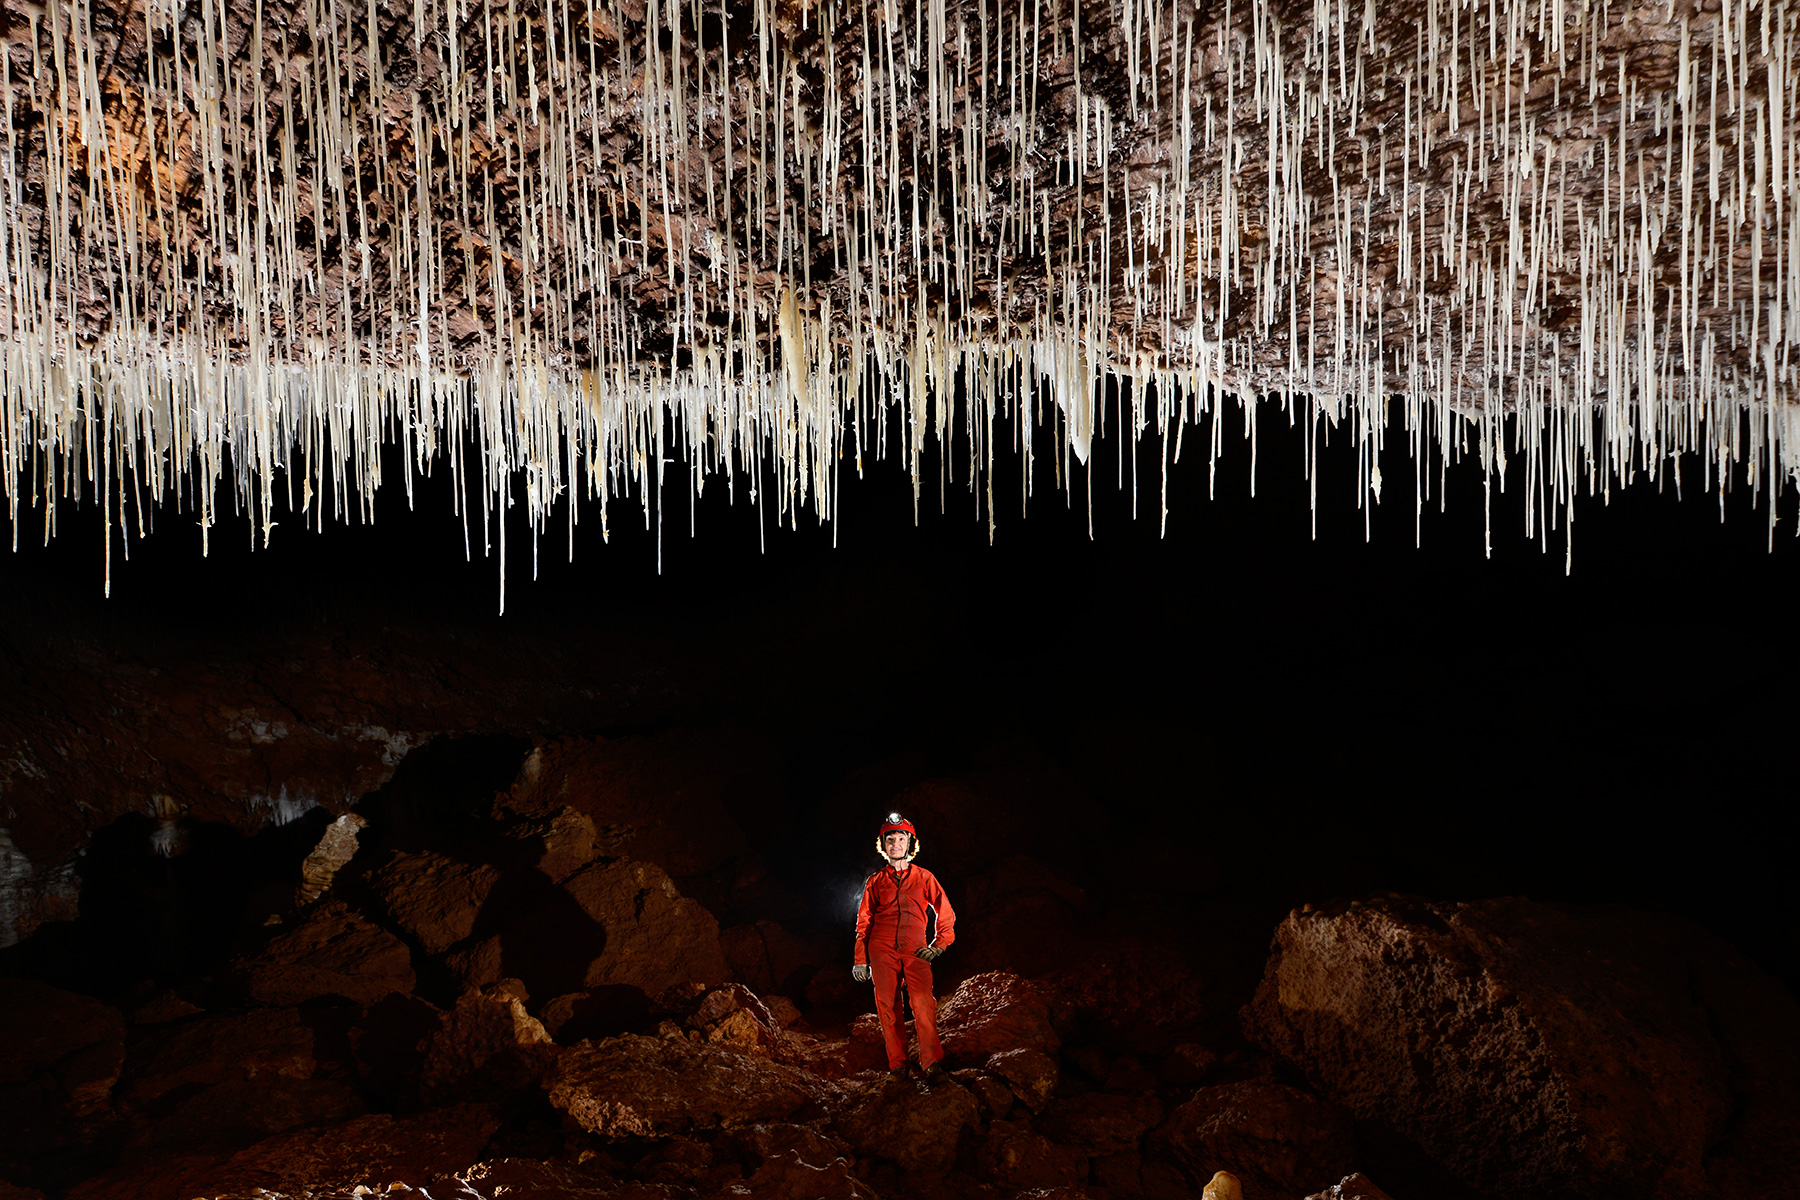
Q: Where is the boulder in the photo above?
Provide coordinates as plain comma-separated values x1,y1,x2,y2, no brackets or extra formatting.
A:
560,858,730,994
504,727,780,878
503,805,601,882
119,1008,317,1109
63,1104,500,1200
121,1077,365,1155
1305,1174,1397,1200
418,989,557,1102
0,980,125,1178
443,934,505,992
936,972,1059,1063
986,1047,1060,1113
976,1118,1088,1190
242,901,417,1007
1243,897,1800,1200
369,851,501,954
834,1073,980,1174
1040,1093,1165,1156
1159,1081,1356,1200
720,920,827,995
546,1034,814,1136
735,1151,875,1200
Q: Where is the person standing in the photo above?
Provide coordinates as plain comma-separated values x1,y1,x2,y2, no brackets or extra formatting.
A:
852,813,956,1077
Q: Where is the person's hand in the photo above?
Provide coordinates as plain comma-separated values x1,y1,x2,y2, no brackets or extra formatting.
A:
915,946,943,962
852,964,871,983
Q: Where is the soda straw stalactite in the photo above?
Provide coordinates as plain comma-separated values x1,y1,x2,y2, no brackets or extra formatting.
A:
2,0,1798,597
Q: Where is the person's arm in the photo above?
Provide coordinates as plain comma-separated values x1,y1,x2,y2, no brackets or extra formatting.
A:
916,871,955,959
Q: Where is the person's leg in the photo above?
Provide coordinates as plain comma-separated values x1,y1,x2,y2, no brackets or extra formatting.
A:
903,954,943,1067
869,947,909,1070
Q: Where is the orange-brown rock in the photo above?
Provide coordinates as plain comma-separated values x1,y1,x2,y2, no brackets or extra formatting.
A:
0,980,125,1180
560,858,729,994
936,971,1060,1064
119,1008,319,1108
504,727,780,878
64,1104,500,1200
1305,1173,1398,1200
546,1034,815,1137
833,1073,981,1175
241,901,417,1007
1244,897,1800,1200
976,1117,1088,1190
985,1047,1060,1113
369,851,501,954
1159,1081,1356,1200
419,989,557,1103
1039,1092,1165,1156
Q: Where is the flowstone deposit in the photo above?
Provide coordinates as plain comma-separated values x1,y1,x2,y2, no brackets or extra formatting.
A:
2,0,1798,584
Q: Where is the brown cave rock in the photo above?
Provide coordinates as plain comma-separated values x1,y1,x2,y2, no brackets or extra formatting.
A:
0,980,125,1180
1159,1080,1358,1200
418,987,557,1104
1306,1173,1401,1200
369,851,503,955
984,1047,1061,1114
833,1073,982,1175
975,1116,1090,1190
934,971,1061,1064
239,900,418,1007
546,1033,818,1137
719,919,828,997
559,858,731,994
1038,1091,1167,1157
1243,896,1800,1199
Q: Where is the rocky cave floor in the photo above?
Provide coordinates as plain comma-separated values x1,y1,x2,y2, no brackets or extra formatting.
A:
2,723,1797,1200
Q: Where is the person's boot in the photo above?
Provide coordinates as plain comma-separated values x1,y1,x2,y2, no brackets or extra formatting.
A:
920,1059,946,1084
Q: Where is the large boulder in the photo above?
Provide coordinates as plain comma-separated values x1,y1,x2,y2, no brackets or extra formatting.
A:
418,989,557,1102
0,981,125,1180
503,727,781,878
561,858,730,994
1159,1081,1356,1200
1039,1092,1165,1156
834,1074,981,1174
1243,897,1800,1200
241,901,417,1007
976,1117,1088,1190
369,851,501,954
546,1034,815,1136
936,971,1060,1063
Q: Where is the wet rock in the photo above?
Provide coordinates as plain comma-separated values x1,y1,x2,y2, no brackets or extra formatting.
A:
1160,1081,1355,1200
1039,1093,1165,1156
503,727,779,878
63,1104,500,1200
730,1121,855,1172
1305,1173,1397,1200
834,1073,980,1174
936,971,1060,1063
1243,896,1800,1199
296,813,366,905
733,1150,875,1200
986,1047,1060,1113
419,989,557,1102
976,1117,1088,1190
241,901,417,1007
546,1033,814,1136
720,919,827,995
560,858,729,994
370,852,501,955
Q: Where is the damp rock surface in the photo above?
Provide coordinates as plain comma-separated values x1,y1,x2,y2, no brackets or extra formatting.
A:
546,1033,817,1137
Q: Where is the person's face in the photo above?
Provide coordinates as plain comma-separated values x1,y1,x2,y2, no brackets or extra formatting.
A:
883,831,911,860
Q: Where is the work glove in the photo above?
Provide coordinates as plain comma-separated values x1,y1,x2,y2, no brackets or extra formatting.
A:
915,946,943,963
852,964,871,983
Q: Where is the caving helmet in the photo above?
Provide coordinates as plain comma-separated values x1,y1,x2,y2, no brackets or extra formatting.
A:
876,812,920,862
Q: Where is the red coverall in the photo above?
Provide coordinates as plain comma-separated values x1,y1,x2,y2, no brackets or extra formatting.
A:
854,863,956,1070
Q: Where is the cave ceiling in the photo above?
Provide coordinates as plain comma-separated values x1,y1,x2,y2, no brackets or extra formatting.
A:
0,0,1794,573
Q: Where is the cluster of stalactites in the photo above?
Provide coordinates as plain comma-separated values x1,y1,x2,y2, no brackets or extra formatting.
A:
1,0,1798,597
